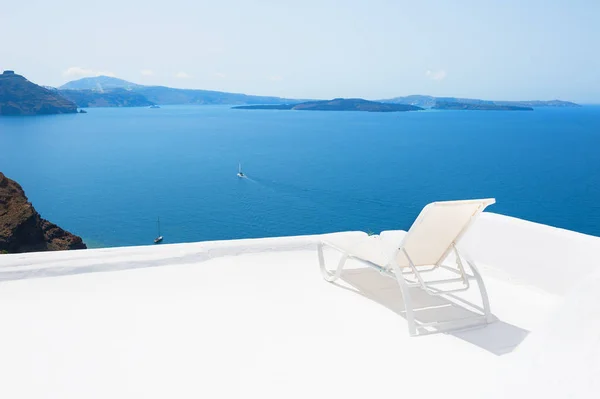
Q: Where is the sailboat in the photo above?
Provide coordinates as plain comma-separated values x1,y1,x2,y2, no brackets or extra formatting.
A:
154,217,163,244
237,162,245,178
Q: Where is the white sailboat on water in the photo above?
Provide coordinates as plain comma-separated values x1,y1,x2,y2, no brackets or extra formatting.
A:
154,217,163,244
237,162,245,178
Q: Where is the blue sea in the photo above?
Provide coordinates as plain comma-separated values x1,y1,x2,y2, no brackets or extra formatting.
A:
1,105,599,247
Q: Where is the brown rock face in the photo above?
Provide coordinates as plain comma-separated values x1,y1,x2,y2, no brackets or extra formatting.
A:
0,172,86,253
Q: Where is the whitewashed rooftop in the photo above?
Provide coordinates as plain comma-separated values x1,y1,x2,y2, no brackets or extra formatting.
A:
0,212,598,399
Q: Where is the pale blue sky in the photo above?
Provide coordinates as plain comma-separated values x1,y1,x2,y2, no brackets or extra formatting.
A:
1,0,598,102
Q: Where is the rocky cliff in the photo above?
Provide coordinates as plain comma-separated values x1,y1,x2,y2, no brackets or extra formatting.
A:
0,70,78,115
0,173,86,253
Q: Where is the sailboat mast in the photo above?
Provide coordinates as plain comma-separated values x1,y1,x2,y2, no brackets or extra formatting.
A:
238,162,241,173
157,217,161,236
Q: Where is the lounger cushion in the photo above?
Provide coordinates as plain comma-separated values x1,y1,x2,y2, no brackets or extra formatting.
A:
396,200,495,267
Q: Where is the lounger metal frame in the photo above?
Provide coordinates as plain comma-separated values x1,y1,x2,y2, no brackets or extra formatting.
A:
317,199,494,336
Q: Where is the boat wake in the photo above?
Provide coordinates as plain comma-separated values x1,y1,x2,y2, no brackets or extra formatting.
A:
250,176,397,211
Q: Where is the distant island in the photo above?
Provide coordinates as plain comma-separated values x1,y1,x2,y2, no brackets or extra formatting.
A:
433,101,533,111
56,76,582,110
0,71,583,115
233,98,423,112
380,94,580,109
0,71,78,115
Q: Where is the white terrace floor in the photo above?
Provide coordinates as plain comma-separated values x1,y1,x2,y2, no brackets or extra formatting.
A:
0,213,599,399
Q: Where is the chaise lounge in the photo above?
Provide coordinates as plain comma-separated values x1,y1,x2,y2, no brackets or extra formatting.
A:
317,198,496,336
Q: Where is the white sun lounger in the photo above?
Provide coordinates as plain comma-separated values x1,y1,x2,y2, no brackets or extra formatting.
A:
317,198,496,336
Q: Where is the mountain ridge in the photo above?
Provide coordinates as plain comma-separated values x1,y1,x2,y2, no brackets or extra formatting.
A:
59,88,155,107
58,75,302,107
59,76,142,91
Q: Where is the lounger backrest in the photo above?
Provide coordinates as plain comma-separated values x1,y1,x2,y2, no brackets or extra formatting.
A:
396,199,495,267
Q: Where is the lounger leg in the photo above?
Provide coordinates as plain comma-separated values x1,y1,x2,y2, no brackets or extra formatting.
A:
390,261,417,336
461,252,492,323
318,242,348,282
